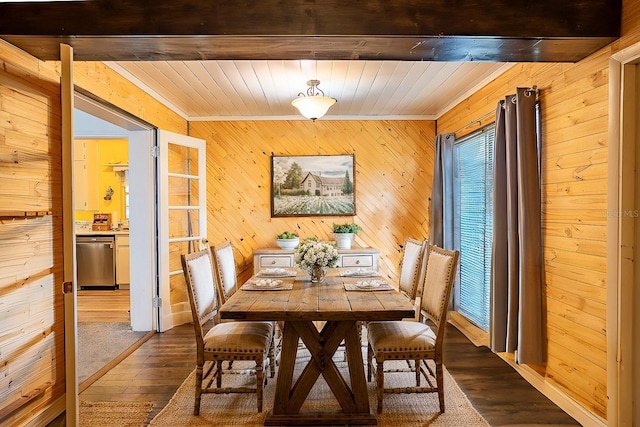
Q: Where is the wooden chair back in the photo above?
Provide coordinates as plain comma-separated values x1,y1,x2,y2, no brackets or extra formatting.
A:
211,241,238,304
398,237,428,301
181,248,275,415
419,245,459,344
413,239,430,302
181,249,218,343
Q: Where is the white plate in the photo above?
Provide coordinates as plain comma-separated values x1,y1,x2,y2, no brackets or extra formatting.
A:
252,278,283,288
258,268,294,277
343,269,377,277
355,280,383,288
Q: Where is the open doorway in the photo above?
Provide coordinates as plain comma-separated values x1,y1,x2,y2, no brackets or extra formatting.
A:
73,93,157,390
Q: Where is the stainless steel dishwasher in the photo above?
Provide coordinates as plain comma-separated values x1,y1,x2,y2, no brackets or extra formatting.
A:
76,235,116,289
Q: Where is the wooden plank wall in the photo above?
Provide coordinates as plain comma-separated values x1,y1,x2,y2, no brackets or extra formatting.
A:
0,43,189,424
440,58,610,419
189,120,435,286
73,62,187,135
0,40,64,425
437,2,640,417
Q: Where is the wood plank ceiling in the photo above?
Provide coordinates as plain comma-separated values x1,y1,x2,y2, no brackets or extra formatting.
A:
0,0,621,120
106,60,511,120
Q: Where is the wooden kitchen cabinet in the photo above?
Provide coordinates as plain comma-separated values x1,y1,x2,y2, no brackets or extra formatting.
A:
115,234,130,287
253,247,379,274
73,139,99,211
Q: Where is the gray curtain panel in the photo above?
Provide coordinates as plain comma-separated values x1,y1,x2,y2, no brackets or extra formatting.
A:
490,88,544,365
429,133,455,249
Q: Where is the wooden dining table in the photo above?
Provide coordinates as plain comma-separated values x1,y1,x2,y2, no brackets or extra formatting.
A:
219,268,415,426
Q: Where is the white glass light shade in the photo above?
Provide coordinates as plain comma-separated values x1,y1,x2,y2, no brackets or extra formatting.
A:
291,96,337,121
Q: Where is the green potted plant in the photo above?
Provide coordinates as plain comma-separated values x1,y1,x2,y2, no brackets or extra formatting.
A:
332,223,361,249
276,231,300,249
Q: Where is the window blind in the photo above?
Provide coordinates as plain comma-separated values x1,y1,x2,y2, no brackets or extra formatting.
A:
452,126,495,331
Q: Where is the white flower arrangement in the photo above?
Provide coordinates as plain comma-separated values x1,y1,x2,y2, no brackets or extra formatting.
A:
294,238,339,269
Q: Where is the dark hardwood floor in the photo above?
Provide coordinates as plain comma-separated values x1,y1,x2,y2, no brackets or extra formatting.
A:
47,322,580,426
443,326,580,426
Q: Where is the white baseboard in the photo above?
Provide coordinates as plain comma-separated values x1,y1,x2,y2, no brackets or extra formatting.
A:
160,303,193,331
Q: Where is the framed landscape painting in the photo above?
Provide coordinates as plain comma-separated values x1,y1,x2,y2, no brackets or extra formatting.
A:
271,154,356,217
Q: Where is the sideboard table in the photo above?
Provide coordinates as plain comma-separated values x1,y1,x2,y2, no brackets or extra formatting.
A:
253,247,379,274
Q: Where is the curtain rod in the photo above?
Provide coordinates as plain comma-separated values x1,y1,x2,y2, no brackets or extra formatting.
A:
451,85,538,136
451,109,495,136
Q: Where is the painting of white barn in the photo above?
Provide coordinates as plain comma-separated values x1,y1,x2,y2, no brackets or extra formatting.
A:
271,154,355,217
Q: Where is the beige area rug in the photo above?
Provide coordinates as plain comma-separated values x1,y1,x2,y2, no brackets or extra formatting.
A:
149,351,488,427
78,322,148,383
80,401,153,427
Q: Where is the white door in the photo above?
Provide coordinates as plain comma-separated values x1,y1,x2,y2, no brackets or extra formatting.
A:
157,130,207,332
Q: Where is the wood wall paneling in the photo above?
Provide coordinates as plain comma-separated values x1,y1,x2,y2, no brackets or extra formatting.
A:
0,217,63,425
0,39,63,425
72,62,187,135
437,44,611,420
0,38,193,425
189,120,435,289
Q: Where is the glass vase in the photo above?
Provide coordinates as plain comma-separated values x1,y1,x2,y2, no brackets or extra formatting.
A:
308,265,327,283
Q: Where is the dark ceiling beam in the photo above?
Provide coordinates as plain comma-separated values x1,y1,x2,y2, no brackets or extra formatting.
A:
0,0,621,62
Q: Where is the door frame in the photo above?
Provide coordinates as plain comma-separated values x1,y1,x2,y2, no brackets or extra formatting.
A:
74,93,157,332
63,78,160,425
608,42,640,427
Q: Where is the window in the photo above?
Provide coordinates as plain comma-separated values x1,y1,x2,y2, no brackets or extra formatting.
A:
452,125,495,331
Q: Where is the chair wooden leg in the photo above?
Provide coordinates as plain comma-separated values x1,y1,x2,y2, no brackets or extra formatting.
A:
436,362,445,413
194,364,203,415
415,359,420,386
216,360,223,387
275,321,284,365
269,337,276,378
367,343,373,382
376,360,384,414
256,361,264,413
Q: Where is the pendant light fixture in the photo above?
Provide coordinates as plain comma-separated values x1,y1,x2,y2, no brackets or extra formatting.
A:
291,79,337,122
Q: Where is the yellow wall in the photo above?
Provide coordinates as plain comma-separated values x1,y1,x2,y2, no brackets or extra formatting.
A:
74,138,128,222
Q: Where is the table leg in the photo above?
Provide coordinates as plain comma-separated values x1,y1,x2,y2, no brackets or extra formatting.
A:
265,320,376,426
344,320,370,413
272,320,300,415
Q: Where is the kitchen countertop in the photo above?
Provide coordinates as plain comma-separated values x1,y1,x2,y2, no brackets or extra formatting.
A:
76,230,130,236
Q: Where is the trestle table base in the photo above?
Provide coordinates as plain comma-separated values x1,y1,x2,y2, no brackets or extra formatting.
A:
265,319,377,426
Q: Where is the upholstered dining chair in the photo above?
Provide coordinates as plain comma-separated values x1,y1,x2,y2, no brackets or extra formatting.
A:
355,237,428,355
211,241,281,364
210,241,238,304
398,237,429,319
367,245,459,414
367,237,429,369
181,249,275,414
